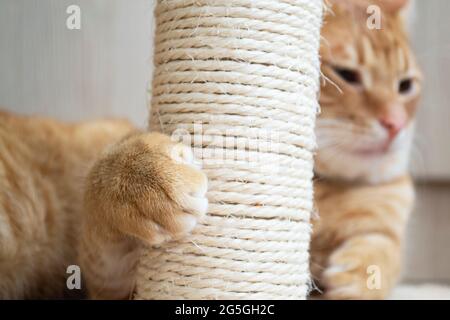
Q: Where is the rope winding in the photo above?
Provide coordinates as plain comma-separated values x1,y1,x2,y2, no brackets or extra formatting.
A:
135,0,323,300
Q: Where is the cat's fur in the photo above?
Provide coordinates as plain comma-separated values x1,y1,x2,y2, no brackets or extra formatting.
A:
311,0,422,299
0,0,420,300
0,111,207,299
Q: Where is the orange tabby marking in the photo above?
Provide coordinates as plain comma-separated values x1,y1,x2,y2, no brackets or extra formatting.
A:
312,0,422,299
0,111,207,299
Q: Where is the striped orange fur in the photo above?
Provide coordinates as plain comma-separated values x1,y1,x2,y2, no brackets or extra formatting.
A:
0,111,207,299
0,0,420,300
311,0,422,299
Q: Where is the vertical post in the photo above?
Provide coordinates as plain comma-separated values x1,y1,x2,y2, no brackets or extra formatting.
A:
135,0,323,299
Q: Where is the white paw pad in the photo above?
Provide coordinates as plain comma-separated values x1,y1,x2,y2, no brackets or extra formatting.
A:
170,143,195,165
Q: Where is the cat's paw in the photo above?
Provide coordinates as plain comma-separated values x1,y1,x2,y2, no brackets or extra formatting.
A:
321,234,396,300
85,132,208,246
161,138,209,239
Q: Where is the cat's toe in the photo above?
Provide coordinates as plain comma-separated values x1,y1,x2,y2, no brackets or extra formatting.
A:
178,193,208,217
170,147,208,218
322,267,364,299
169,142,197,166
169,213,200,239
321,242,385,300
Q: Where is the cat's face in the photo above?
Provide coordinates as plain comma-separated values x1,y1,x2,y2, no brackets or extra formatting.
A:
315,0,422,183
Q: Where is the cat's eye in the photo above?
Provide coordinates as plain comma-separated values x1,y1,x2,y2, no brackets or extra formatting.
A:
333,67,361,85
399,78,413,94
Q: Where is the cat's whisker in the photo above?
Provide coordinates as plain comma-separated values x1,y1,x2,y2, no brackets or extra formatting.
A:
320,71,343,94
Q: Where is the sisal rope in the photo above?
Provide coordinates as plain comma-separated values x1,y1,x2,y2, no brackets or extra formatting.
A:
135,0,323,300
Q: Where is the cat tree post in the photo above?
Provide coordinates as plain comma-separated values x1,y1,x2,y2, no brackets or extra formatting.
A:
135,0,323,299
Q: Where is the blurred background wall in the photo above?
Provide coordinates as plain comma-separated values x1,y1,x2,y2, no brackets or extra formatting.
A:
0,0,153,128
0,0,449,285
403,0,450,284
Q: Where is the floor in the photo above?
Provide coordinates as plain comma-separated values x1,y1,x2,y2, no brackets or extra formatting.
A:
390,283,450,300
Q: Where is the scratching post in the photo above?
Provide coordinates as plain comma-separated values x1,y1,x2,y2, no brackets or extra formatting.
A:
135,0,323,299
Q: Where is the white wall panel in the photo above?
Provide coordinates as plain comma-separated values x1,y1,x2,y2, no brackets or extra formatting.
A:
0,0,154,128
410,0,450,179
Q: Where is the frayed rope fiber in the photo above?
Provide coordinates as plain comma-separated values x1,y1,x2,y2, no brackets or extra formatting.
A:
135,0,323,300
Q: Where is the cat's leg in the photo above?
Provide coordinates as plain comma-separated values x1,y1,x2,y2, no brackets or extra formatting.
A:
79,132,207,299
321,232,401,300
311,178,413,300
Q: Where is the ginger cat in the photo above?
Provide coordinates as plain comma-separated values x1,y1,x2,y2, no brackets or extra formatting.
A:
0,0,420,301
0,111,207,299
311,0,422,299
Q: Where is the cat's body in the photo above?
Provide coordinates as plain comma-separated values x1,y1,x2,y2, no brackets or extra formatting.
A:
0,111,207,299
0,111,134,298
0,0,421,300
311,0,421,299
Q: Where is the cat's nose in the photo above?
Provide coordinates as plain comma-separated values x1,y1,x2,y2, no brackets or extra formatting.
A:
379,115,406,140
